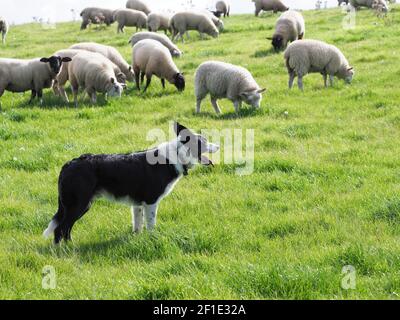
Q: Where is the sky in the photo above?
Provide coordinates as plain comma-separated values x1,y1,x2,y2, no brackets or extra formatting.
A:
2,0,340,25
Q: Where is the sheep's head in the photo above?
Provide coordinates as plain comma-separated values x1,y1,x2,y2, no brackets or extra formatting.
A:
342,66,354,83
171,49,182,58
107,78,125,97
40,56,72,75
270,35,286,51
372,0,388,13
173,73,185,92
210,29,219,38
216,20,224,31
240,88,266,109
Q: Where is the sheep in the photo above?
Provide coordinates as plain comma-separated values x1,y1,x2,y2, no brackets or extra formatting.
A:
60,51,126,107
284,39,354,91
147,12,171,34
0,17,8,45
194,61,266,114
0,56,71,106
216,1,231,17
267,10,305,51
132,39,185,92
69,42,135,82
350,0,389,12
126,0,151,15
338,0,349,5
113,8,147,33
52,49,127,102
80,7,116,30
128,31,182,58
170,12,219,43
252,0,289,16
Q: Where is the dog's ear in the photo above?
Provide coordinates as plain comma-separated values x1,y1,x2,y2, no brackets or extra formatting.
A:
174,122,188,136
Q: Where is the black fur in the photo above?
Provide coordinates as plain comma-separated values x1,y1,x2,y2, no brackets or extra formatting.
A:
173,73,185,91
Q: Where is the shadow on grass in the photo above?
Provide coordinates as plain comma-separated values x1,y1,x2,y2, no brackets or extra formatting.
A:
194,107,263,120
252,47,279,58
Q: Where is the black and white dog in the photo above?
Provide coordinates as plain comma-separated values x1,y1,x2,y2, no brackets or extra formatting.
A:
43,122,219,244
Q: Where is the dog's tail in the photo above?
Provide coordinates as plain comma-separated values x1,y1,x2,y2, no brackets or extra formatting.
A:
43,198,64,239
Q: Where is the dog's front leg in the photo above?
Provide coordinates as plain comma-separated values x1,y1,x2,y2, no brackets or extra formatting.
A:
144,204,158,231
132,206,144,233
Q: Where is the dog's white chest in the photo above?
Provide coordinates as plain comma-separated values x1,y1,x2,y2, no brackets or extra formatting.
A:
157,177,181,203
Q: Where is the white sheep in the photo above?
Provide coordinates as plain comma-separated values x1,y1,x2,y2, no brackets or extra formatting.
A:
52,49,126,102
113,8,147,33
61,51,125,107
350,0,389,12
194,61,266,114
170,12,219,43
69,42,135,82
216,1,231,17
147,12,171,34
80,7,116,30
128,31,182,58
267,10,305,51
126,0,151,15
132,39,185,92
252,0,289,16
0,56,71,106
284,39,354,91
0,17,8,45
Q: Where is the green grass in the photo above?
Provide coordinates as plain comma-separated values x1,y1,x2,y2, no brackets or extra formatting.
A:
1,7,400,299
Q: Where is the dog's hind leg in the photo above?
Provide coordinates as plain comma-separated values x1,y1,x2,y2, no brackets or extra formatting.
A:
132,206,144,233
144,204,158,231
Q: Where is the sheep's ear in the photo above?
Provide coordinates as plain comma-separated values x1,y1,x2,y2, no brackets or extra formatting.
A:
266,37,273,40
257,88,267,93
129,66,132,71
110,77,115,84
61,57,72,63
40,58,49,63
347,67,354,71
174,122,188,136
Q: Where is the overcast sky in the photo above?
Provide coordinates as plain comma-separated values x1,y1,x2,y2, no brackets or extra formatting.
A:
2,0,339,25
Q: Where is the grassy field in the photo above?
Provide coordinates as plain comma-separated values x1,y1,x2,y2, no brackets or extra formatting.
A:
1,6,400,300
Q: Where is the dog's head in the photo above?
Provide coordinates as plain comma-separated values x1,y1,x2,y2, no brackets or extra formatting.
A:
174,122,219,169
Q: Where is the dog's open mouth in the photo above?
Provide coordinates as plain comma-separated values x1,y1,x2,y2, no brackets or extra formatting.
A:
200,155,214,166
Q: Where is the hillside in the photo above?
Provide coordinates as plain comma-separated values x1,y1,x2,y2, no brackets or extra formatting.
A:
1,7,400,299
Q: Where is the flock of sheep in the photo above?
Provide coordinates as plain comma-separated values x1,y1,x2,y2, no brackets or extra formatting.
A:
0,0,393,113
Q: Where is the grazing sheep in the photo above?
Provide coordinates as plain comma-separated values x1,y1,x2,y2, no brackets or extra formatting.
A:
52,49,126,102
170,12,219,43
252,0,289,16
69,42,135,82
128,31,182,57
268,10,305,51
62,51,125,107
0,17,8,45
284,39,354,91
147,12,171,34
132,39,185,92
113,8,147,33
195,61,266,114
350,0,389,11
338,0,349,5
126,0,151,15
216,1,230,17
80,7,116,30
0,56,71,106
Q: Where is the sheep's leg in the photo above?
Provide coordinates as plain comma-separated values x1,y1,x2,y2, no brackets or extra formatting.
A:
134,68,141,90
72,86,79,108
37,90,43,105
323,73,328,88
297,75,304,91
199,32,204,40
140,72,145,85
161,79,165,89
211,97,222,114
288,71,295,89
186,31,190,40
143,75,152,93
59,86,69,103
87,89,97,104
196,97,203,113
233,100,242,113
29,90,36,104
329,74,334,87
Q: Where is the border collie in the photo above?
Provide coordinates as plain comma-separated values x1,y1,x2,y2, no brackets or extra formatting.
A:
43,122,219,244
